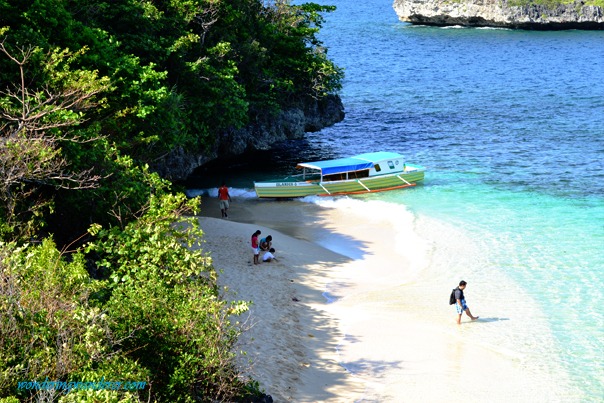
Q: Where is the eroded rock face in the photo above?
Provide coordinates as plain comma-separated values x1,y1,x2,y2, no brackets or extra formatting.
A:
152,94,345,181
393,0,604,30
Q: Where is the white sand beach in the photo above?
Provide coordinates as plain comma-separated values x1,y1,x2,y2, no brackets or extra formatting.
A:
196,202,366,402
196,196,570,402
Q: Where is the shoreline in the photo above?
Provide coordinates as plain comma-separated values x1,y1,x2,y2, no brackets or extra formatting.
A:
196,195,572,402
195,197,366,401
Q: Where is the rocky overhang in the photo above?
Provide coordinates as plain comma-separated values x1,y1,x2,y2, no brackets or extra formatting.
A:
151,94,345,181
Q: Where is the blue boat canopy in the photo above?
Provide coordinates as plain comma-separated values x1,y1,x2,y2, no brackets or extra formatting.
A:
297,152,404,175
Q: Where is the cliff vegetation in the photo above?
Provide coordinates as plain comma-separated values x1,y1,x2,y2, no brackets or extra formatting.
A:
507,0,604,7
0,0,341,401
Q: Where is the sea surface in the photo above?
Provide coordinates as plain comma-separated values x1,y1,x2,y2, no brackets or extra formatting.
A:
188,0,604,400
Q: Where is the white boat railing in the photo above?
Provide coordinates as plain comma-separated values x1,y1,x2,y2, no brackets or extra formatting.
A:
319,183,331,194
357,179,370,192
396,174,412,186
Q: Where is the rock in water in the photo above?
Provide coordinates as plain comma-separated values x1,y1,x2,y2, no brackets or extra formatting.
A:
393,0,604,30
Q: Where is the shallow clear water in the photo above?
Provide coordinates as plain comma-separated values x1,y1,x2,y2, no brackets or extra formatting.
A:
189,0,604,399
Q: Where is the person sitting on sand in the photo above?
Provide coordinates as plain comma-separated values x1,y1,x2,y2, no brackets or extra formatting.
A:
262,248,277,262
251,230,261,265
454,280,479,324
259,235,272,251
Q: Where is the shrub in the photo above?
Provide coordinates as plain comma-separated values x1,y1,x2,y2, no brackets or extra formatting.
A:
0,193,254,402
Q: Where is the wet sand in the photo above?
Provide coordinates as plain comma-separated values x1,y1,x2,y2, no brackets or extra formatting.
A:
196,196,569,402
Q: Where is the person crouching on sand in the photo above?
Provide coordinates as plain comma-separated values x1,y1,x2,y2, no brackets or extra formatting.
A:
251,230,261,265
454,280,479,324
260,235,272,251
262,248,277,263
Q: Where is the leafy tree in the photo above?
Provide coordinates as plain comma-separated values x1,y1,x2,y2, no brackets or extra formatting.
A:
0,38,109,241
85,193,253,401
0,239,126,402
0,193,255,402
0,0,342,400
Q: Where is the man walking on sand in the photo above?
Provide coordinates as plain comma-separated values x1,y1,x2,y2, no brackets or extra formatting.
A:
454,280,479,324
218,181,231,218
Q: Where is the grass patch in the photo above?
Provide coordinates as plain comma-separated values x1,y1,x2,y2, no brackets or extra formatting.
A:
506,0,603,7
585,0,604,6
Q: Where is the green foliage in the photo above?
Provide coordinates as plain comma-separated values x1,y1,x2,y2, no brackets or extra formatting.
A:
506,0,580,7
85,193,252,401
1,0,343,243
0,42,109,242
0,239,112,401
48,144,175,248
212,1,343,108
86,192,205,286
1,0,342,240
1,0,340,399
585,0,604,6
0,194,253,401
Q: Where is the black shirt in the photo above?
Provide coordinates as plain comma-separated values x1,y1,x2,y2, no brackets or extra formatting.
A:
454,287,465,301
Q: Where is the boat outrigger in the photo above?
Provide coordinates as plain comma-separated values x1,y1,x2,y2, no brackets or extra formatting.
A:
254,151,425,198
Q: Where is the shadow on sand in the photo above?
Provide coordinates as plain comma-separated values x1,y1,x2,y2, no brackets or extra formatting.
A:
477,317,510,323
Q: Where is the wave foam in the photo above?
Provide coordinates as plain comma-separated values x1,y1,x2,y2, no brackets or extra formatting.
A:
186,187,256,199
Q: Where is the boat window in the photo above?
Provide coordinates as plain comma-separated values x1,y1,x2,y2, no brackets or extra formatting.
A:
374,164,381,172
388,161,395,169
323,170,370,181
349,169,369,179
323,173,346,181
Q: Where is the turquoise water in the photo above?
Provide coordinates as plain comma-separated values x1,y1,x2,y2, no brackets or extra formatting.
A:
309,4,604,399
189,0,604,399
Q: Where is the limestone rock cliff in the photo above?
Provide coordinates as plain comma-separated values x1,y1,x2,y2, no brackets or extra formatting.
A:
393,0,604,29
151,94,345,181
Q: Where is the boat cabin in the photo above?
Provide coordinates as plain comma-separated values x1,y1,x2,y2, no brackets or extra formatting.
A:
296,152,407,183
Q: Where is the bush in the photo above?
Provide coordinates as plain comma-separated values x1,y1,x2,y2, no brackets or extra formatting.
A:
0,193,254,402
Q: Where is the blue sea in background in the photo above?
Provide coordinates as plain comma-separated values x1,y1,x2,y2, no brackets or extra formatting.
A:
189,0,604,399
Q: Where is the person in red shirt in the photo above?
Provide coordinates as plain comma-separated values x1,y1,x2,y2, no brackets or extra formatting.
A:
251,230,261,265
218,182,231,218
